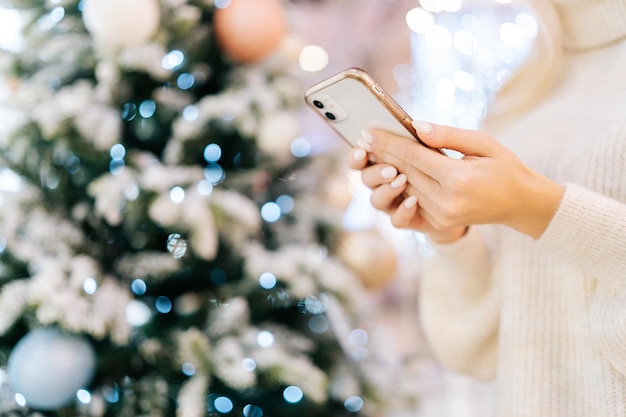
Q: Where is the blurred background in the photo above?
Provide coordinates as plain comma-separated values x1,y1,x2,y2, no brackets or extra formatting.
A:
0,0,537,416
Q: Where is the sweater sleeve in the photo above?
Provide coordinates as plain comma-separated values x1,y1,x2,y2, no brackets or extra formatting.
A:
418,226,500,380
537,183,626,283
537,183,626,376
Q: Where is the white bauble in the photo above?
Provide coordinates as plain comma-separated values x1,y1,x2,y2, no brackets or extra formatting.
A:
82,0,161,48
7,327,97,411
257,112,300,160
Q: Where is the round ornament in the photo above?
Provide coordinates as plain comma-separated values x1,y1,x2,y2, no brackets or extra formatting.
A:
82,0,161,48
257,112,300,160
7,327,97,411
213,0,287,63
337,229,398,289
323,173,352,211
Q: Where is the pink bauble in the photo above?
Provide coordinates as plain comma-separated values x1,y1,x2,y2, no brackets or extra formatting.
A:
214,0,287,63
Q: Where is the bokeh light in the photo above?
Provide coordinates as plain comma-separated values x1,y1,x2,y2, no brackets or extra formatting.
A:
406,7,434,34
344,396,364,413
214,396,234,413
276,194,294,214
155,296,173,314
76,389,91,404
83,278,98,295
290,137,311,158
131,279,147,295
182,362,196,376
261,202,281,223
408,1,537,129
161,50,185,70
299,45,328,72
283,386,304,403
242,358,257,371
259,272,277,289
0,8,24,51
139,100,157,118
169,186,185,204
308,315,329,334
243,404,263,417
257,330,274,347
182,105,199,121
126,300,152,326
204,143,222,163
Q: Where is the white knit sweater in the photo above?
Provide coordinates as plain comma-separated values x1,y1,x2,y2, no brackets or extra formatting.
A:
418,1,626,416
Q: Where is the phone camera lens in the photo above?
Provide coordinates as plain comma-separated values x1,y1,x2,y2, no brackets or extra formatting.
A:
325,112,336,121
313,100,324,109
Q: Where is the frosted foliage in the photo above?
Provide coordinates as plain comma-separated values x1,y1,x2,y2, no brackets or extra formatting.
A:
243,243,367,313
176,375,208,417
206,297,250,338
0,0,411,415
213,337,256,390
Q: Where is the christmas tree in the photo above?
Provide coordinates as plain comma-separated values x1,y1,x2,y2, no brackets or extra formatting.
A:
0,0,413,416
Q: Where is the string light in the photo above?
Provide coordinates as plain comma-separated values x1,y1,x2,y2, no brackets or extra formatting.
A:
407,1,537,129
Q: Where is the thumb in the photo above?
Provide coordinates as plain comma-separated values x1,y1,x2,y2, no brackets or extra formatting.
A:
412,121,499,157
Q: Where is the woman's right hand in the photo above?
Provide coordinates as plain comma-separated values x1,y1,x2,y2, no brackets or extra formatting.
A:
348,147,468,244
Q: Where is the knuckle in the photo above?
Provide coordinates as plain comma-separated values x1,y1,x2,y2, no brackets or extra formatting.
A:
443,170,472,190
369,192,389,211
359,169,378,188
390,213,409,229
435,200,465,228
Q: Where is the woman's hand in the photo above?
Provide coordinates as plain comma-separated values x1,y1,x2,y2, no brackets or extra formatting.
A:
348,121,565,241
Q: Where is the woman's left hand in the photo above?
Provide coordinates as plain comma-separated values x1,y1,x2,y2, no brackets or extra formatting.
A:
357,121,565,239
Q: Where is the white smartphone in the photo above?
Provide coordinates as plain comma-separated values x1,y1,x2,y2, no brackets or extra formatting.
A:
304,67,438,152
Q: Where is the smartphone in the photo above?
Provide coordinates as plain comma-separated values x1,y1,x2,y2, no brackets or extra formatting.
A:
304,67,438,152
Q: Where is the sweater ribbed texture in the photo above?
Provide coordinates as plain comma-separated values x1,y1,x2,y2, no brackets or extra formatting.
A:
418,1,626,415
555,0,626,51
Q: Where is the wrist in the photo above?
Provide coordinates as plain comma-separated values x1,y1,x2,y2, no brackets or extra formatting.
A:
428,225,469,244
509,169,565,239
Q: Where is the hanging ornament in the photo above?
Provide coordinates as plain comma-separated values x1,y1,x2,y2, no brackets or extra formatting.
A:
257,111,300,161
82,0,161,48
323,172,352,211
337,229,398,289
213,0,287,63
7,327,97,411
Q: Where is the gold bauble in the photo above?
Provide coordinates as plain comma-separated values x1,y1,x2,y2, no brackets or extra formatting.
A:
337,229,398,289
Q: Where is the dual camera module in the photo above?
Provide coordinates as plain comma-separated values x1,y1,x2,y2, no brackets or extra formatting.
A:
312,99,336,121
308,93,347,123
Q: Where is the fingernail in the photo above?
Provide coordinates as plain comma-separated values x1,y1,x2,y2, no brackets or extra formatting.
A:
390,174,407,188
412,121,433,135
381,166,397,179
404,195,418,209
353,148,367,161
357,139,372,152
361,129,374,144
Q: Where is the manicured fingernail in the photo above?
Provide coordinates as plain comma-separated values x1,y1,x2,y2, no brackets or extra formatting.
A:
390,174,407,188
361,129,374,144
353,148,367,161
404,195,418,209
381,166,397,179
357,139,372,152
412,121,433,135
